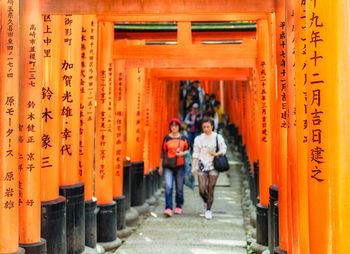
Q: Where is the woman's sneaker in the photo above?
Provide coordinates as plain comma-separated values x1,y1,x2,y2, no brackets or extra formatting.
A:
174,207,182,214
164,208,172,217
205,210,212,220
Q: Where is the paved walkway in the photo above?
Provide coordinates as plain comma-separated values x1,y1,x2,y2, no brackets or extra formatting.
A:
116,145,246,254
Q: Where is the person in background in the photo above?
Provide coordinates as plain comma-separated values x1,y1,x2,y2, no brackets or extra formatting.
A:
202,93,210,114
179,82,189,119
159,118,189,217
188,86,200,106
183,93,193,120
184,103,202,150
214,101,224,133
193,81,205,109
191,118,227,220
209,93,218,107
203,104,219,131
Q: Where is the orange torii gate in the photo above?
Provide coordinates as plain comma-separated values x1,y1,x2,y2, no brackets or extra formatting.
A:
0,0,350,254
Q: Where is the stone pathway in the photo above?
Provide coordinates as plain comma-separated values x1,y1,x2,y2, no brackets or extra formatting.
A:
115,145,247,254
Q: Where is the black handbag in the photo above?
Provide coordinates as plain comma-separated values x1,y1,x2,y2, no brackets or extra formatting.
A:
163,138,180,169
213,134,230,172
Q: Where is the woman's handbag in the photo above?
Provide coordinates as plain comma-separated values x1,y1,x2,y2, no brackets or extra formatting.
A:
213,134,230,172
163,138,181,169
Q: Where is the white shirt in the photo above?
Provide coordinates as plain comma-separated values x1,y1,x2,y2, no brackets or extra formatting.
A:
192,132,227,171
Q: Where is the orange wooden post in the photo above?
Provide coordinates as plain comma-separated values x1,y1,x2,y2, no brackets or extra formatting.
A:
0,1,22,253
18,0,46,251
95,21,117,244
274,0,289,252
286,0,299,253
305,1,350,253
126,66,145,163
58,15,85,253
295,1,310,253
113,60,126,199
40,14,67,254
80,15,98,249
113,59,128,231
151,79,161,170
143,69,153,202
80,15,97,203
329,2,350,252
256,19,273,246
219,80,224,107
126,59,147,208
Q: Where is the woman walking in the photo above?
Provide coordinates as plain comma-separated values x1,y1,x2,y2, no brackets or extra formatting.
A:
159,118,189,217
191,118,227,220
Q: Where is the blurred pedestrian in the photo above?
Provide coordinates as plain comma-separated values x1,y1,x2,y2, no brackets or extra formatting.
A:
159,118,189,217
191,118,227,220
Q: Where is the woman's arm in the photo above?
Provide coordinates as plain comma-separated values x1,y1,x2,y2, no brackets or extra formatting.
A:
210,134,227,157
159,158,164,176
191,158,197,176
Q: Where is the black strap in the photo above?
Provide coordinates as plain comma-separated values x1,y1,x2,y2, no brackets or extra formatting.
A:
215,134,219,153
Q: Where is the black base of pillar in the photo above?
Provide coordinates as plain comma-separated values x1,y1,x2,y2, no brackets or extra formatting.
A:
268,185,279,253
97,201,117,242
123,163,131,211
248,163,256,204
274,247,287,254
151,170,156,195
130,161,145,207
20,238,46,254
254,161,259,200
145,173,152,200
85,199,98,249
256,203,268,246
273,202,280,249
59,182,85,254
41,196,67,254
114,196,126,230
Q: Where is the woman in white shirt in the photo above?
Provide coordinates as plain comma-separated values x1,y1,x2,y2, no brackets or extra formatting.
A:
191,118,227,220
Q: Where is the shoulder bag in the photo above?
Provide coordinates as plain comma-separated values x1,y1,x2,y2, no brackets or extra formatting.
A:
163,137,181,169
213,134,230,172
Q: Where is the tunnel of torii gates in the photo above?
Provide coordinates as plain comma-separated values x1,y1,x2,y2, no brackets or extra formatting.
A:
0,0,350,254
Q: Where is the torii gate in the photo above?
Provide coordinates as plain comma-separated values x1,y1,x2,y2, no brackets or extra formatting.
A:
1,1,350,254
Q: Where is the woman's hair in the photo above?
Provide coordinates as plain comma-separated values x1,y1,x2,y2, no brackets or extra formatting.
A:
202,117,214,127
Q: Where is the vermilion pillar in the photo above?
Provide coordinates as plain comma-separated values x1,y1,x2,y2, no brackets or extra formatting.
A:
80,15,97,203
286,0,299,252
143,70,154,203
305,1,350,253
113,60,126,199
113,60,128,232
41,14,67,254
126,67,145,162
18,0,46,251
0,1,22,253
96,21,117,244
256,19,273,246
58,15,85,254
295,1,310,253
274,0,289,252
80,15,98,249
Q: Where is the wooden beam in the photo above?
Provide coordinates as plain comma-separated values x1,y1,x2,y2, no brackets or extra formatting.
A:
115,31,256,41
43,0,275,15
99,13,268,22
150,68,250,80
113,39,257,60
125,58,256,69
